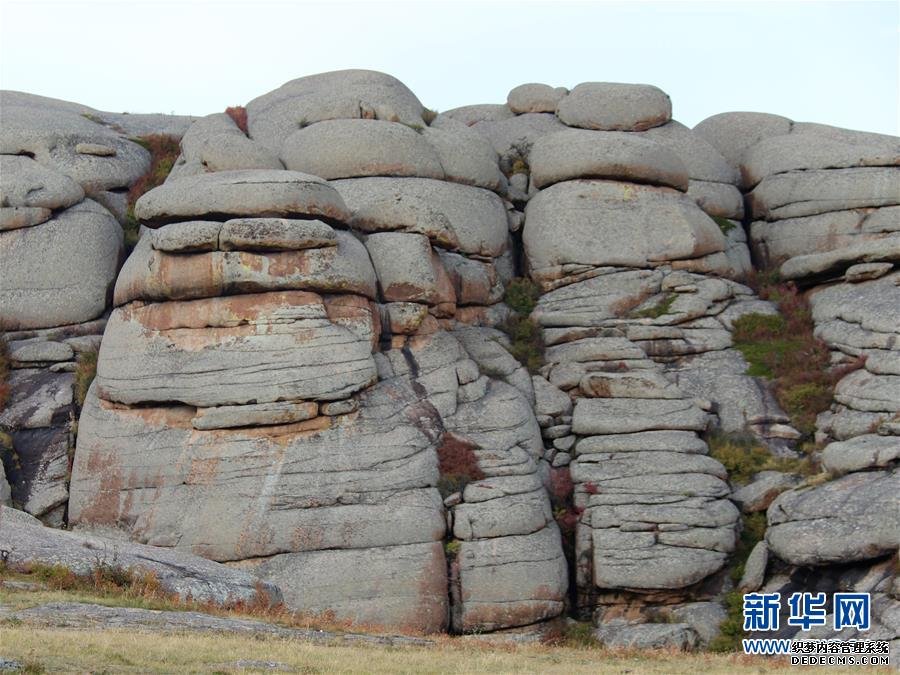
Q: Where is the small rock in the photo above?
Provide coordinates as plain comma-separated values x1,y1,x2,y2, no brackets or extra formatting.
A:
731,471,800,513
8,339,74,364
319,399,358,416
192,401,319,430
845,262,894,283
551,452,572,467
738,541,768,592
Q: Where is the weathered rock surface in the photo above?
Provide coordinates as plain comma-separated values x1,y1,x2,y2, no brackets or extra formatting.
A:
523,180,725,283
0,200,122,330
594,622,699,650
528,129,689,190
134,170,351,225
766,470,900,566
0,506,280,606
556,83,672,131
507,83,568,114
95,291,376,406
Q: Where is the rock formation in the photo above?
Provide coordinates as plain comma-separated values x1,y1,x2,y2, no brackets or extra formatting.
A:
0,72,896,649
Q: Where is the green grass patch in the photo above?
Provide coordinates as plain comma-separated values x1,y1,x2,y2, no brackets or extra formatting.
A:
503,277,541,316
707,432,814,486
500,277,545,374
712,216,736,235
630,293,676,319
74,350,98,409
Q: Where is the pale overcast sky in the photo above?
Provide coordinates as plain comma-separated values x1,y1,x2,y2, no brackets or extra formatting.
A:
1,0,897,135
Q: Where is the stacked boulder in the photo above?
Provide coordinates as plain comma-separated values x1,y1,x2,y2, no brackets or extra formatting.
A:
0,94,156,524
464,80,809,648
68,70,567,635
696,112,899,650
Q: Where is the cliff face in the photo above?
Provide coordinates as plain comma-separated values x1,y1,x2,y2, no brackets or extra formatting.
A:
0,72,897,647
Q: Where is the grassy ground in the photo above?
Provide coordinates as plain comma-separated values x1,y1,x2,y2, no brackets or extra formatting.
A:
1,626,840,675
0,582,865,675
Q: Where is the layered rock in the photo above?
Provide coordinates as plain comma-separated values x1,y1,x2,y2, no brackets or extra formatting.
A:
66,71,566,635
694,111,900,652
0,94,155,525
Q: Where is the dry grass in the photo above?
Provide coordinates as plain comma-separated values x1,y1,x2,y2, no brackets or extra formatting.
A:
0,626,847,675
124,134,181,248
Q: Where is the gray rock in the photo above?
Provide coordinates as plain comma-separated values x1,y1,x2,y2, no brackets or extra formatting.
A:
507,83,568,114
668,602,727,646
192,401,319,430
810,271,900,346
545,336,646,364
741,130,900,187
532,375,572,418
422,120,506,191
319,399,359,416
0,505,280,605
452,327,535,404
556,82,672,131
580,370,682,399
528,129,689,190
0,205,52,231
114,229,377,306
846,262,894,282
821,434,900,473
219,218,337,251
365,232,453,305
767,469,900,565
453,525,567,632
0,103,150,193
249,542,448,633
523,180,724,284
177,113,282,174
0,369,73,430
780,236,900,281
71,376,446,561
133,170,351,226
748,167,900,221
738,541,769,592
96,291,377,407
464,112,567,171
0,155,84,209
576,430,708,455
150,220,222,252
7,339,73,365
438,104,514,126
438,251,502,306
594,622,698,650
731,471,801,513
453,488,552,540
692,111,793,171
0,200,122,331
639,121,739,185
0,463,11,506
686,180,744,219
572,398,708,435
1,600,432,646
246,69,426,155
281,119,443,180
332,177,508,257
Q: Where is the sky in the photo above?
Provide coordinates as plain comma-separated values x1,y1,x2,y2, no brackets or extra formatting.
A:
1,0,897,135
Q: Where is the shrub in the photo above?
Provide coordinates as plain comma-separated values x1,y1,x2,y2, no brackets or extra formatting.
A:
224,106,248,133
124,134,181,249
500,315,544,374
707,432,814,486
503,277,541,316
74,350,98,409
435,433,484,498
0,339,9,413
421,108,438,124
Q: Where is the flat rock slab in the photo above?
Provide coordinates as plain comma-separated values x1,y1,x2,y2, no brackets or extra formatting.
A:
281,119,443,181
821,434,900,474
780,236,900,281
0,601,432,647
748,167,900,221
766,469,900,566
523,180,724,284
0,506,280,606
556,82,671,132
219,218,337,251
134,170,351,226
332,177,508,257
528,129,688,190
114,229,377,306
96,291,376,407
507,83,567,114
572,398,708,435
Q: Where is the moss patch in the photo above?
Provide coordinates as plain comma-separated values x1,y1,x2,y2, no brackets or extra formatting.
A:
630,293,676,319
712,215,736,235
707,432,814,486
500,277,545,374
